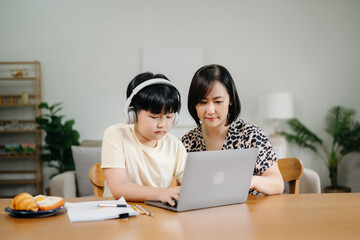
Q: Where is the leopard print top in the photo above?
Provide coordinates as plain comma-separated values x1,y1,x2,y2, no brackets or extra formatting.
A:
181,119,277,195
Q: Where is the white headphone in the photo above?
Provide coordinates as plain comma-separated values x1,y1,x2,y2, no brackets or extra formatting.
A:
123,78,180,124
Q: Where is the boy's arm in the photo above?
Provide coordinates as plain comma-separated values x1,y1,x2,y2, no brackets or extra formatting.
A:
104,168,179,206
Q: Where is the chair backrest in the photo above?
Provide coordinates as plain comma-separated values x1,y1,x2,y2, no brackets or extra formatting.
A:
82,140,102,147
278,158,303,194
88,158,304,196
89,163,105,197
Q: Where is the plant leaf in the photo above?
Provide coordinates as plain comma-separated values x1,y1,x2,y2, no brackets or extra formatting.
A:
49,102,62,111
35,118,49,126
325,106,356,144
338,121,360,154
281,118,323,153
64,119,75,129
40,154,51,162
53,107,63,115
38,102,49,109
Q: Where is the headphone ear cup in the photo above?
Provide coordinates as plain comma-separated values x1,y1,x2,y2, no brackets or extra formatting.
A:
127,108,137,124
173,112,179,126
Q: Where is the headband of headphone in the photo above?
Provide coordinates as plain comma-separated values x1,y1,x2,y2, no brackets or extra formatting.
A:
123,78,180,124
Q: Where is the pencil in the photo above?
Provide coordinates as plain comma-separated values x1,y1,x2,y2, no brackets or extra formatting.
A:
141,205,154,216
132,205,141,213
136,204,150,216
135,204,147,215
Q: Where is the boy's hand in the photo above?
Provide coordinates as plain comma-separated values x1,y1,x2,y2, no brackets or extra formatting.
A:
158,186,181,206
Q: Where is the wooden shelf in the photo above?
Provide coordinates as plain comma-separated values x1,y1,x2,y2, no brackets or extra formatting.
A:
0,154,36,159
0,61,42,195
0,170,37,174
0,77,35,81
0,179,37,185
0,120,37,133
0,130,38,133
0,61,39,65
0,104,36,107
0,94,38,106
0,119,36,123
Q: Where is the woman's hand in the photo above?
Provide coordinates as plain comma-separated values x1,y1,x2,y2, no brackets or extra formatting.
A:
250,176,257,189
250,163,284,195
158,186,181,206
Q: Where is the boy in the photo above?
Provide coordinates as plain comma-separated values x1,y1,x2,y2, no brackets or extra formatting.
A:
101,72,186,206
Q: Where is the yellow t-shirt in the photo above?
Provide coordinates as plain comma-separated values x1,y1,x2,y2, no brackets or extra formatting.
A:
101,123,187,197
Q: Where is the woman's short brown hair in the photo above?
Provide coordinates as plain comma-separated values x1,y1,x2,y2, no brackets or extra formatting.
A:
187,64,241,126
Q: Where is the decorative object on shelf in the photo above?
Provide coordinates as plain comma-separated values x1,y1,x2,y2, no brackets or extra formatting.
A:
281,106,360,192
9,68,28,78
5,97,18,105
5,143,21,154
21,143,36,154
36,102,80,178
8,119,21,130
21,92,29,104
3,143,36,156
21,122,36,130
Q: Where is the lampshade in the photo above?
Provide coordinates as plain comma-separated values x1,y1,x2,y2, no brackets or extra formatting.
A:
260,92,294,119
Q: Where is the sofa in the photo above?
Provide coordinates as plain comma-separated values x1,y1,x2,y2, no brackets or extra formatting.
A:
50,140,102,197
50,140,321,197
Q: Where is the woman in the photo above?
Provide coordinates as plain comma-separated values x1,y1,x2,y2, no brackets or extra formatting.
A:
181,64,284,195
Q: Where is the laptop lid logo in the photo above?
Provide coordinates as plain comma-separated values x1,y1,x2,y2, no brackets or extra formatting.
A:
213,171,226,185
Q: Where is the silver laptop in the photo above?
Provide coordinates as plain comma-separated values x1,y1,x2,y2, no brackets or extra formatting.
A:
145,148,258,212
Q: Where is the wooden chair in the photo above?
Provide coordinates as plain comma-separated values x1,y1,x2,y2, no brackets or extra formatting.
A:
278,158,304,194
89,163,105,197
89,163,179,197
89,158,304,196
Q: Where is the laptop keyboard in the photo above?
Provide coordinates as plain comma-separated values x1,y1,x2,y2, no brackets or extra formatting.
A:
166,199,178,207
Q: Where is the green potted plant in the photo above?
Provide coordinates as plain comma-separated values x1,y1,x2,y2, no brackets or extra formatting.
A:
36,102,80,177
281,106,360,192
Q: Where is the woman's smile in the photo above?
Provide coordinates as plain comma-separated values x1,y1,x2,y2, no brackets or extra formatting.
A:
205,116,217,121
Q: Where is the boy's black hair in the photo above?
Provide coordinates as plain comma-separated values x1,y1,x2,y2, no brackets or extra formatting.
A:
188,64,241,126
126,72,181,114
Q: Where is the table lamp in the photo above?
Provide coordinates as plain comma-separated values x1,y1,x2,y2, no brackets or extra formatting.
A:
259,92,294,158
261,92,294,134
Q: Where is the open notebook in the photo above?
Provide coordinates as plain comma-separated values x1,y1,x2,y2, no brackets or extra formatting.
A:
65,197,138,222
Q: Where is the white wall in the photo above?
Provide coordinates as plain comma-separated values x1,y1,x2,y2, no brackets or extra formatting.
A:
1,0,360,192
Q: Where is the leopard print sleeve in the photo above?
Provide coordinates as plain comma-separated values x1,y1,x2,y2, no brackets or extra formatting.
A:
181,132,191,152
225,120,277,174
244,124,277,175
181,125,205,152
224,120,278,195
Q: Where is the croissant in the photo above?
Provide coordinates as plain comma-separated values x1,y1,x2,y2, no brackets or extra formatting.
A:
10,192,39,212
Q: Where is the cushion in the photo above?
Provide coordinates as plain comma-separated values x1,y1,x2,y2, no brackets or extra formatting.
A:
71,146,101,197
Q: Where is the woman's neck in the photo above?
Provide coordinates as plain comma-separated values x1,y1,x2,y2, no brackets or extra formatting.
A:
202,123,229,137
202,124,230,150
